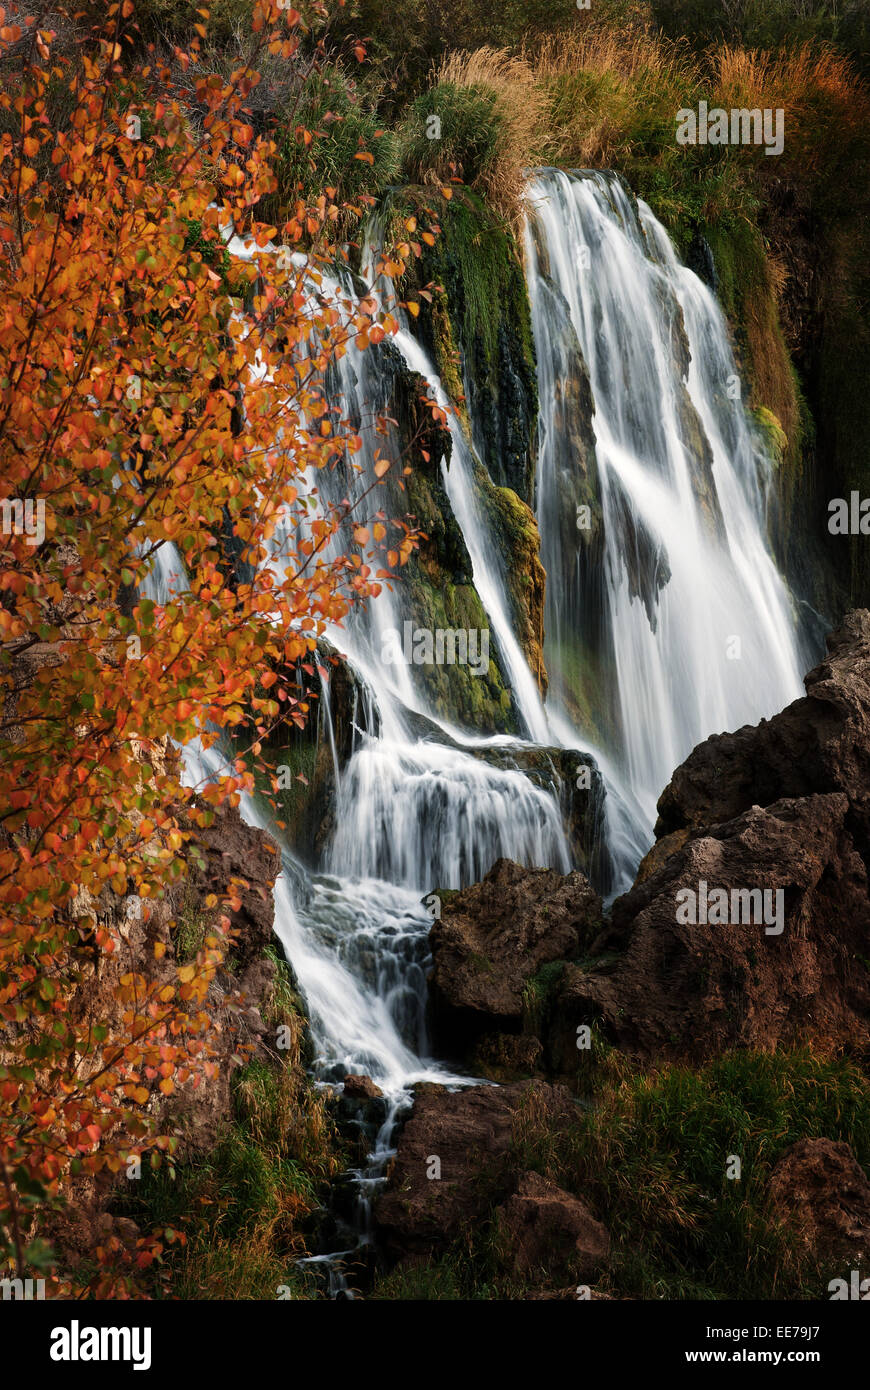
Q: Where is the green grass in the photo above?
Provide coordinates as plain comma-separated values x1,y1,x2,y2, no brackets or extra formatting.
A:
111,1045,346,1298
516,1048,870,1299
372,1048,870,1300
261,65,400,224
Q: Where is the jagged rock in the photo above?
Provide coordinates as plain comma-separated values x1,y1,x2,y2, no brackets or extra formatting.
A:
549,792,870,1064
180,801,281,965
767,1139,870,1267
374,1080,575,1259
655,610,870,847
428,859,603,1056
495,1171,610,1282
343,1074,383,1100
544,613,870,1063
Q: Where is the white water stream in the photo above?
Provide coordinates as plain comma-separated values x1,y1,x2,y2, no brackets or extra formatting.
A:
144,170,809,1288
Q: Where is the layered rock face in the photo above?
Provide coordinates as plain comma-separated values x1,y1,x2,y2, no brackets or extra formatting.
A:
548,611,870,1063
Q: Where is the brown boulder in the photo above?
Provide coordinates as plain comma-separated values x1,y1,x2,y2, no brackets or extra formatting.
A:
343,1074,383,1100
549,793,870,1063
181,800,281,966
768,1138,870,1266
374,1080,575,1258
496,1171,609,1282
545,613,870,1064
429,858,602,1056
655,610,870,850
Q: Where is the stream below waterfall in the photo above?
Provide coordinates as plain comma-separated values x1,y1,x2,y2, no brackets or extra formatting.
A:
146,168,811,1295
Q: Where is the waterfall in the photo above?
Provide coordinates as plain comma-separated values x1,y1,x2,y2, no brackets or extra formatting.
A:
139,173,810,1288
524,169,807,831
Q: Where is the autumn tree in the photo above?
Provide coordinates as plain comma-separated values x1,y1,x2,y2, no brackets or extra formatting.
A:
0,0,436,1294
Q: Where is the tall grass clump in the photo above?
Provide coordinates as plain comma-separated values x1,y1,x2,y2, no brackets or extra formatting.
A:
510,1047,870,1299
532,28,702,169
262,64,400,224
399,48,547,228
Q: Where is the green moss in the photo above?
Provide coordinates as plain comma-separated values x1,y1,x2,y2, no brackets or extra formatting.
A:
387,185,538,502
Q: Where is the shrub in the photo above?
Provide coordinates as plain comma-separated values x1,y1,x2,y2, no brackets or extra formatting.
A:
399,49,547,227
263,65,400,222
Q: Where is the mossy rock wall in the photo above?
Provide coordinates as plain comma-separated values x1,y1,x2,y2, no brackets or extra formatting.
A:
374,340,521,734
390,185,539,507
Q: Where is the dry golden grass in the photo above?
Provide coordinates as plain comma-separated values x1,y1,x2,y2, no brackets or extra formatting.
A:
531,26,700,89
713,41,867,173
431,47,549,227
526,28,701,169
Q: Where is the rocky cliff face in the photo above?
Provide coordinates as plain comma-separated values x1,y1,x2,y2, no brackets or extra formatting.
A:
547,610,870,1063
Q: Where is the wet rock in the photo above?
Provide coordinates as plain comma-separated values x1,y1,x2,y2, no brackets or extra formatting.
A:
476,462,549,698
495,1171,610,1282
428,859,603,1057
374,1080,575,1259
655,610,870,848
606,472,672,632
376,342,520,736
342,1074,383,1100
401,717,611,884
686,229,718,292
262,640,378,865
767,1139,870,1267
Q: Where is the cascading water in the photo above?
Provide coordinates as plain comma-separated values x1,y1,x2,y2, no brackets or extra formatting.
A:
143,171,811,1291
524,169,808,832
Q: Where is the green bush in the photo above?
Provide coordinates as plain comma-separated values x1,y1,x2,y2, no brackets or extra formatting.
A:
398,83,502,191
263,66,400,222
